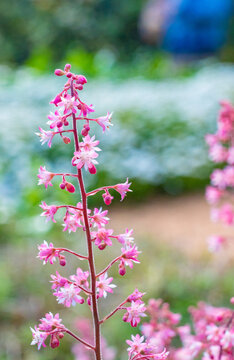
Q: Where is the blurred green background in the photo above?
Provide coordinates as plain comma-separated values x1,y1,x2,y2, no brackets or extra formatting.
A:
0,0,234,359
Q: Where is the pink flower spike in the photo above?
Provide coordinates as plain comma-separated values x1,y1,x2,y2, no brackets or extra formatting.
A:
36,127,54,147
114,178,132,201
30,326,47,350
96,112,113,132
97,273,116,298
37,241,60,264
123,300,147,327
37,166,54,189
40,202,57,223
54,283,84,307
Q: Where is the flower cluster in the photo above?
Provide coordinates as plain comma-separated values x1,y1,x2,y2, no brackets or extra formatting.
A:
31,64,154,359
137,298,234,360
205,101,234,251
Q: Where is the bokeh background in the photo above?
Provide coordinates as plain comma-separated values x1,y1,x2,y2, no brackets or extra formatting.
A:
0,0,234,359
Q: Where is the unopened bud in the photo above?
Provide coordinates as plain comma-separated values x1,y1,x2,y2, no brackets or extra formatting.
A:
102,191,113,205
50,334,60,348
54,69,64,76
98,243,106,250
65,182,75,193
66,72,72,78
119,263,126,276
64,64,71,72
56,121,63,128
63,136,71,144
59,255,66,266
64,120,69,126
60,183,66,190
88,164,97,175
58,332,64,339
76,75,87,85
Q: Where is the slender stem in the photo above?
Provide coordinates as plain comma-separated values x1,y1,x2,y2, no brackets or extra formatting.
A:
55,173,78,178
57,205,83,211
99,299,128,324
87,185,115,197
65,329,95,350
71,82,102,360
58,247,88,260
96,256,121,278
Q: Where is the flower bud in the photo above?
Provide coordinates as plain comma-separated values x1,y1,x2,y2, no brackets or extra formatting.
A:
54,69,65,76
64,120,69,126
81,127,89,136
88,164,97,175
59,255,66,266
102,191,113,205
60,183,66,190
76,75,87,85
63,136,71,144
119,263,126,276
50,94,61,106
65,182,75,193
64,64,71,72
76,84,83,90
50,334,60,348
58,332,64,339
87,296,91,306
66,72,72,78
98,243,106,250
56,121,63,128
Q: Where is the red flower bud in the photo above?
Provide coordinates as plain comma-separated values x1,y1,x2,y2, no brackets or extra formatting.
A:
54,69,64,76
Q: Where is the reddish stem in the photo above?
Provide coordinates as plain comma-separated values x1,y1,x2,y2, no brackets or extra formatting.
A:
99,299,128,325
57,205,83,211
57,247,88,260
54,173,78,178
96,256,121,278
65,329,95,350
87,185,115,197
71,82,102,360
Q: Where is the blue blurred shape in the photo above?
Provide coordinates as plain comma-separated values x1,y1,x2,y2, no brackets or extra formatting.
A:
163,0,233,54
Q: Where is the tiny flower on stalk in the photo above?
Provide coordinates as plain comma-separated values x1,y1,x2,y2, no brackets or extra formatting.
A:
123,300,147,327
92,227,114,250
58,94,79,115
118,245,140,275
51,271,68,290
37,241,60,264
70,268,90,290
54,283,84,307
40,202,58,223
91,208,109,228
117,228,134,245
96,112,113,132
30,326,47,350
72,148,99,175
36,127,54,147
114,178,132,201
97,273,116,298
37,166,54,189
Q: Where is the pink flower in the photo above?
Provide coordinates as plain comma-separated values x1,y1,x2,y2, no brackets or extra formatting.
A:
30,326,47,350
72,148,99,174
227,147,234,165
208,144,227,163
58,94,79,114
78,102,94,117
224,166,234,187
126,334,146,355
96,112,113,132
54,283,84,307
47,110,65,129
205,186,223,205
39,312,64,332
40,202,57,223
97,273,116,298
80,135,101,152
121,244,140,268
117,228,134,245
70,268,90,289
123,301,147,327
128,289,145,302
205,134,218,146
50,271,68,290
207,235,226,252
210,169,226,189
63,212,82,233
91,208,109,228
37,166,54,189
37,241,60,264
219,204,233,225
92,227,113,249
114,178,132,201
36,127,54,147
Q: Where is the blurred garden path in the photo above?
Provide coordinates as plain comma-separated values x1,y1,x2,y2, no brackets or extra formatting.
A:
110,192,234,261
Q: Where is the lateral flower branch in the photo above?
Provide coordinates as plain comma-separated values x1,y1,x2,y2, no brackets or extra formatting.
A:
31,64,168,360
